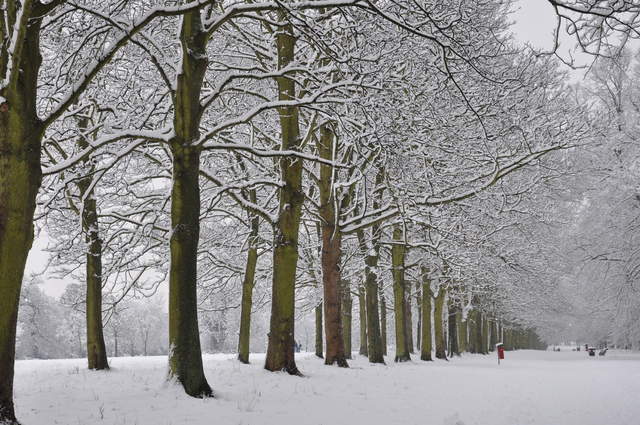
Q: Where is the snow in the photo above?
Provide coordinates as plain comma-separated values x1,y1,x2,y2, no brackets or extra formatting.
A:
14,349,640,425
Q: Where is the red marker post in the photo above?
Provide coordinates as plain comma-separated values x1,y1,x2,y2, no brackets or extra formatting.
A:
496,343,505,365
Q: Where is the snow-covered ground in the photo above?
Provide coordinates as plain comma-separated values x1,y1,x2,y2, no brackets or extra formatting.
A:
14,349,640,425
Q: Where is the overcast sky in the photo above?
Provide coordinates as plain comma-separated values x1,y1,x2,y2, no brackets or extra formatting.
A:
25,0,577,298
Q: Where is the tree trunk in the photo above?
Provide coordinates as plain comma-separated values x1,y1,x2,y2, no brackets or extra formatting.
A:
468,309,480,353
415,282,422,351
237,197,259,364
481,314,490,354
406,288,414,353
318,124,347,367
434,287,447,360
167,9,212,397
380,292,387,356
265,21,303,375
0,12,44,423
457,310,467,353
356,168,385,364
168,146,211,396
364,265,384,363
315,302,324,358
80,178,109,370
392,224,410,362
489,319,498,352
420,267,433,361
143,330,149,357
341,283,352,359
358,286,368,356
74,117,109,371
113,327,119,357
473,310,484,353
448,304,460,357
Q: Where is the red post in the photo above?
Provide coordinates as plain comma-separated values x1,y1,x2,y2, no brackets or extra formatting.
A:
496,343,504,364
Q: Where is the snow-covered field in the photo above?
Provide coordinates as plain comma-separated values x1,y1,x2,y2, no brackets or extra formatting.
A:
14,349,640,425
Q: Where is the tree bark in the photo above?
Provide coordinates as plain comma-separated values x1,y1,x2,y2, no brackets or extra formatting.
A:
237,196,259,364
489,319,498,352
113,327,119,357
167,9,211,397
168,146,211,397
392,224,410,362
457,310,467,353
265,20,303,375
358,286,368,356
415,282,422,351
74,116,109,371
481,314,490,354
315,302,324,358
448,304,460,357
364,264,384,363
356,168,385,364
468,309,480,353
0,10,44,423
420,267,433,361
406,288,414,353
78,173,109,370
434,287,447,360
318,124,347,367
380,292,387,356
341,282,352,359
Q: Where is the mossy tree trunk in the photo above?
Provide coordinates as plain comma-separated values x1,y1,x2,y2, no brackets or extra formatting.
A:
265,20,303,375
341,282,352,359
237,193,259,364
468,309,481,353
448,303,460,357
364,248,384,363
392,224,410,362
167,9,211,397
318,123,347,367
76,156,109,371
358,286,367,356
0,8,45,423
315,302,324,358
74,115,109,371
355,168,385,364
168,145,211,396
416,282,422,350
457,310,467,353
420,267,433,361
357,223,384,364
473,310,484,353
489,319,498,352
434,286,447,360
380,292,387,356
481,314,490,354
406,289,414,353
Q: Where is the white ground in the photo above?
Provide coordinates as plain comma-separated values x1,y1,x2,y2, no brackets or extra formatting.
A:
14,349,640,425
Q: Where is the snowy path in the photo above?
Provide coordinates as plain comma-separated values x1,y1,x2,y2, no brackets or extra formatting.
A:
14,349,640,425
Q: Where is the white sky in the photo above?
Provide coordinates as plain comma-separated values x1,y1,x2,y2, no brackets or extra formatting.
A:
511,0,557,49
26,0,580,298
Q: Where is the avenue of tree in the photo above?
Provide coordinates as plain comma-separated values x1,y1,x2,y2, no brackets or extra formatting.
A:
2,1,639,424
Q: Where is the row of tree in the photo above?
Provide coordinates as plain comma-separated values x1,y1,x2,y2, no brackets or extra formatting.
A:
16,273,545,362
2,1,638,424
